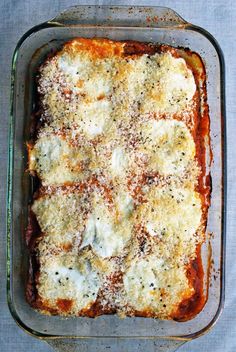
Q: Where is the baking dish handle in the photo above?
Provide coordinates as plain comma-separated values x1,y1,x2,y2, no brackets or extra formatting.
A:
46,338,186,352
49,5,188,27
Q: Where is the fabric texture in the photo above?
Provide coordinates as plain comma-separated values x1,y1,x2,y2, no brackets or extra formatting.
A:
0,0,235,351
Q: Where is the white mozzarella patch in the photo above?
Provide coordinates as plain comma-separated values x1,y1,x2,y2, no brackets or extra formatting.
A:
138,184,202,259
123,254,192,313
141,52,196,114
76,100,112,137
57,54,89,81
146,222,159,237
38,253,101,311
158,58,196,106
115,191,134,218
139,119,195,175
32,191,88,248
29,133,92,185
81,194,133,258
49,265,84,288
81,214,124,258
84,77,111,99
111,147,129,176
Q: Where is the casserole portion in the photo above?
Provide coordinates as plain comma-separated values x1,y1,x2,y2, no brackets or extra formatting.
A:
26,38,210,321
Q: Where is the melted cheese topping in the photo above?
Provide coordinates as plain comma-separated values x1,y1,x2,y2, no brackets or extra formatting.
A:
115,191,134,218
137,119,196,176
81,192,133,258
138,184,202,260
37,249,102,314
28,38,208,319
95,137,131,183
140,53,196,115
123,254,193,317
75,99,113,138
32,190,89,251
29,132,94,185
38,41,196,137
111,147,129,177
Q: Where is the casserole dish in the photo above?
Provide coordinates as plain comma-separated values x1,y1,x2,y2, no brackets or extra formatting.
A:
7,5,226,352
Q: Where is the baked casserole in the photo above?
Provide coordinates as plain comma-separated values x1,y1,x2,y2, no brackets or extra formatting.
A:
26,38,211,321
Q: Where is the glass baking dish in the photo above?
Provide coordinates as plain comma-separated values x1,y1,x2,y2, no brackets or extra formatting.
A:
7,5,226,350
